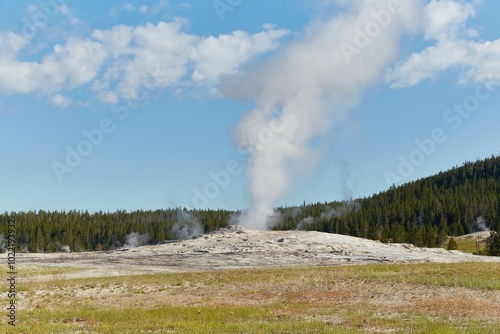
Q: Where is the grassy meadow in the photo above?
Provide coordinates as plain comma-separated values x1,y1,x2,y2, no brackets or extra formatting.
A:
446,236,489,255
1,262,500,333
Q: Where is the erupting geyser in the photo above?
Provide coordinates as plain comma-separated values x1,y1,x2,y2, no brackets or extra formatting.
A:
222,0,421,230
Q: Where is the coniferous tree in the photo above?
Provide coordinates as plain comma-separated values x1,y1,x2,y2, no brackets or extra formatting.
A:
487,216,500,256
447,238,458,251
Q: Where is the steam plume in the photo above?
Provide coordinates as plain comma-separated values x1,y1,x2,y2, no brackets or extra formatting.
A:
296,200,360,231
172,210,203,240
223,0,421,230
476,216,489,232
55,242,71,253
123,232,151,248
296,216,315,231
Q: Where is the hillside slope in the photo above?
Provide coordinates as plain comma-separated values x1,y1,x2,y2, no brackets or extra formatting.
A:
274,155,500,248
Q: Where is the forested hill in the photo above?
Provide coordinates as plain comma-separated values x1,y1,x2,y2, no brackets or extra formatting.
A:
1,155,500,253
274,155,500,248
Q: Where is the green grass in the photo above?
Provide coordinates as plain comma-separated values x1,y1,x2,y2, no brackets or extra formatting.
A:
454,238,487,254
2,262,500,333
445,236,488,254
9,304,500,334
335,262,500,290
12,305,342,334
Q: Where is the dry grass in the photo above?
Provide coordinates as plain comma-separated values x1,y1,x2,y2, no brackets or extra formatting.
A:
1,262,500,333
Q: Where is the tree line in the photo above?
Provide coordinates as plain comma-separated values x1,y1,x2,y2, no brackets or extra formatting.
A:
1,155,499,255
0,209,231,253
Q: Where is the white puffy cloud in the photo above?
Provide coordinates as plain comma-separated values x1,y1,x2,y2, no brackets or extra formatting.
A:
50,94,71,108
91,21,197,101
120,21,195,95
90,21,287,102
41,38,108,91
0,34,107,95
0,19,288,104
423,0,476,40
191,29,289,88
0,32,29,57
386,0,500,88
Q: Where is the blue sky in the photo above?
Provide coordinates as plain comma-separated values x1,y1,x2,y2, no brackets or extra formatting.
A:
1,0,500,214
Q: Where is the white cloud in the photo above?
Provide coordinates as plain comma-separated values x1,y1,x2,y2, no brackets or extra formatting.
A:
91,20,197,101
0,36,107,95
423,0,476,40
91,21,288,102
122,4,134,12
0,32,29,56
59,5,82,25
0,19,288,104
386,0,500,88
117,0,169,15
50,94,70,108
91,25,134,58
191,28,289,88
27,4,41,14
